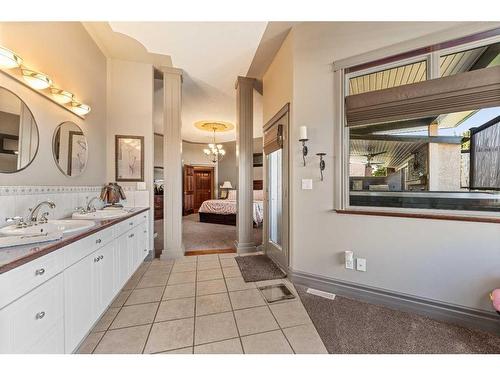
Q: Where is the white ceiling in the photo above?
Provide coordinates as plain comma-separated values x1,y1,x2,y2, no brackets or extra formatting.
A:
105,22,268,142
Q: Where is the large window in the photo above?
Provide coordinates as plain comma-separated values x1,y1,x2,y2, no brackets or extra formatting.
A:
344,39,500,213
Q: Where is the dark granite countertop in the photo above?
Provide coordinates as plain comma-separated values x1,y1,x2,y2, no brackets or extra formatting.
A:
0,207,149,275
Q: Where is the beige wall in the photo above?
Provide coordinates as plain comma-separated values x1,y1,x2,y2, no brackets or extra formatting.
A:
0,22,107,185
263,21,500,312
262,31,293,124
106,58,153,189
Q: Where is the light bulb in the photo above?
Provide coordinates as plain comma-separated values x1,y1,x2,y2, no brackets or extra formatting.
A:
217,144,223,150
22,68,52,90
203,149,211,155
0,46,23,69
220,149,226,156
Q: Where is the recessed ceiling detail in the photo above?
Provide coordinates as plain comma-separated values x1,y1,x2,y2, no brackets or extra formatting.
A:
194,120,234,133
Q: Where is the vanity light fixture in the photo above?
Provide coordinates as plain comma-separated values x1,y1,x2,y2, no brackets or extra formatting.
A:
50,87,74,104
0,44,90,118
71,101,91,116
299,125,309,166
21,68,52,90
0,46,23,69
316,153,326,181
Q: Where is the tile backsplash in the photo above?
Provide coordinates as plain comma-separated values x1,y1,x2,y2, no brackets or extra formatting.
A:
0,185,150,228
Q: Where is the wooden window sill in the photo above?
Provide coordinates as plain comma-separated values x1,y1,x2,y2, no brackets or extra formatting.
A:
335,209,500,224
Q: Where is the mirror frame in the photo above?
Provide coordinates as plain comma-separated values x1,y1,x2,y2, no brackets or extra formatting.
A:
0,86,40,174
52,121,88,178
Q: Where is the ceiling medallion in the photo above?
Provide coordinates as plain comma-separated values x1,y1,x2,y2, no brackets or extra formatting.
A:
195,121,234,164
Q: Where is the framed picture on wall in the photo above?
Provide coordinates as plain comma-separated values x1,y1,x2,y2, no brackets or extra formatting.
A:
115,135,144,182
68,130,86,176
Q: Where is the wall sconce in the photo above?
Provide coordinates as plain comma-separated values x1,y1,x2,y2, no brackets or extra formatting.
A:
299,126,308,166
316,153,326,181
0,46,23,69
71,101,92,116
50,87,74,104
21,68,52,90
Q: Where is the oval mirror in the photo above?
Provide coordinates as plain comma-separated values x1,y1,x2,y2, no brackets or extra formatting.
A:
0,87,39,173
52,121,88,177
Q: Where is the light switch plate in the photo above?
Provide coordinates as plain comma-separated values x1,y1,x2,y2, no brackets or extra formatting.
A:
345,251,354,270
302,179,313,190
356,258,367,272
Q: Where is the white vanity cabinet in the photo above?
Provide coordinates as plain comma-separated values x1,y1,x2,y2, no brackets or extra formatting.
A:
64,241,117,353
0,210,150,354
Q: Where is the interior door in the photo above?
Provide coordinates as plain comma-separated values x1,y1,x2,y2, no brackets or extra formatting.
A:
183,165,194,215
264,105,289,271
194,168,213,211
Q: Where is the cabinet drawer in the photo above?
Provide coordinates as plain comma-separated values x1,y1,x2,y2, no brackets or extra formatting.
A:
63,227,114,268
0,250,64,309
116,212,149,237
0,274,64,353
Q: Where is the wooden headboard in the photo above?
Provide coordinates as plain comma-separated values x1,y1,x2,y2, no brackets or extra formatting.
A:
253,180,263,190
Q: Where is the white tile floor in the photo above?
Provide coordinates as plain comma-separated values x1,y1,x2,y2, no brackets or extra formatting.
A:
78,253,327,354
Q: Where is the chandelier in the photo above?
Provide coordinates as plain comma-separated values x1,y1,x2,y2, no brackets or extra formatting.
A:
203,127,226,163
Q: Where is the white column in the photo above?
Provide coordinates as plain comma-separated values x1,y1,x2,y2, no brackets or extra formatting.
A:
235,76,256,253
161,67,184,259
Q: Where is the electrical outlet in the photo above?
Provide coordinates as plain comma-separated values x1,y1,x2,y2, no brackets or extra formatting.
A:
344,251,354,270
356,258,366,272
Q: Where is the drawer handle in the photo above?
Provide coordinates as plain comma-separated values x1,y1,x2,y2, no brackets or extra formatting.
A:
35,311,45,320
35,268,45,276
129,222,133,226
96,238,102,244
129,233,135,238
94,257,100,263
143,230,147,233
99,255,104,260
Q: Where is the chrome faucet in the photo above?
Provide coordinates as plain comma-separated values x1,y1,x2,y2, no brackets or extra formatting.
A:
86,196,101,212
75,196,102,214
29,201,56,224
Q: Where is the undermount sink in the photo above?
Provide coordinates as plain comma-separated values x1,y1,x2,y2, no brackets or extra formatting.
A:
72,209,130,220
0,219,96,237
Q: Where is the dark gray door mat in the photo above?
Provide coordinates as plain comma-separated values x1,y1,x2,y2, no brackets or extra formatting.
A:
294,284,500,354
235,255,286,282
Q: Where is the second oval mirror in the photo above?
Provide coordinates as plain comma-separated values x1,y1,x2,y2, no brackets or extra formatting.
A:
53,121,88,177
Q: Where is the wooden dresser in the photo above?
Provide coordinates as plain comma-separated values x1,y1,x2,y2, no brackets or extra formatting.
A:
154,195,163,220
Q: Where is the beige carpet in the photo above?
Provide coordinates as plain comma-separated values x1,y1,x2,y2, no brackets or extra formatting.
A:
182,214,262,252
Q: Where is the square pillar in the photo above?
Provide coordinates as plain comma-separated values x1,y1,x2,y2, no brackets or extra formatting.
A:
161,67,184,259
235,76,256,253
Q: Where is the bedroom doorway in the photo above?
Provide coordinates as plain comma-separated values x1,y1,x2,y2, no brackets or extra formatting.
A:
264,104,289,271
183,165,215,215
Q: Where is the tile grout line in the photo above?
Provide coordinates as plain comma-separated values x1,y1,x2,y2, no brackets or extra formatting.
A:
141,261,173,354
90,260,154,353
191,256,199,351
218,253,246,354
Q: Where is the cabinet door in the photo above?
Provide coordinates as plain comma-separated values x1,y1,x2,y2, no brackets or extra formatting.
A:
64,253,98,353
95,242,116,314
115,233,131,290
0,274,64,354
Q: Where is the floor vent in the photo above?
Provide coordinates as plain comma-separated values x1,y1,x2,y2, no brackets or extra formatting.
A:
258,283,296,303
306,288,336,300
